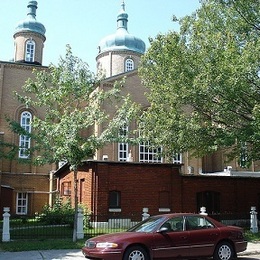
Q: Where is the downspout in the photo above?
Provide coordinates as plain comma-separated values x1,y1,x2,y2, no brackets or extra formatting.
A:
49,170,55,206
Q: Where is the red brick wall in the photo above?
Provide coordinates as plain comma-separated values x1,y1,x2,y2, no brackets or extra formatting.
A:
180,175,260,214
56,161,260,218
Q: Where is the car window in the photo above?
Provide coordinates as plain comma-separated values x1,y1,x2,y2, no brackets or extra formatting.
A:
185,216,215,230
128,217,163,233
161,217,184,232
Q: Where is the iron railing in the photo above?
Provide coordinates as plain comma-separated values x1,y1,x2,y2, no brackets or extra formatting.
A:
1,212,257,240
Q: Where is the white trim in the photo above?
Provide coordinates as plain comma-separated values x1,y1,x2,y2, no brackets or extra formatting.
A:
159,208,171,212
16,192,28,215
109,208,122,212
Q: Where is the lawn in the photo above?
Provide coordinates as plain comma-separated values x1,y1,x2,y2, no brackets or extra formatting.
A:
0,238,85,252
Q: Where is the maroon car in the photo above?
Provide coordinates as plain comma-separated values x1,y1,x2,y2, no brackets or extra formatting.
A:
82,213,247,260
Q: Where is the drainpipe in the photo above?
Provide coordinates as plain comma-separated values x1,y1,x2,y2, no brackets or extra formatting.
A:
49,170,55,207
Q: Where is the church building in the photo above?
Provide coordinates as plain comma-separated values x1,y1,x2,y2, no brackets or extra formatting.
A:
1,1,259,217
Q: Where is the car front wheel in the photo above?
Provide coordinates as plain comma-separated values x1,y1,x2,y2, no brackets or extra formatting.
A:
213,241,235,260
123,245,150,260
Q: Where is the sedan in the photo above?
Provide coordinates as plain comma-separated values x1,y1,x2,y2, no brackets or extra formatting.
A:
82,213,247,260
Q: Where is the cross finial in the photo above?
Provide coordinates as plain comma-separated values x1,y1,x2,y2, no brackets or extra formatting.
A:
121,0,125,11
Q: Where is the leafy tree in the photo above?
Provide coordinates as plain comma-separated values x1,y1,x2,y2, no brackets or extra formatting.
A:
5,45,140,241
138,0,260,166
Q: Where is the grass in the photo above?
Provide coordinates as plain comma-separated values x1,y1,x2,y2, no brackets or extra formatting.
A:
245,230,260,242
0,238,85,252
0,230,259,252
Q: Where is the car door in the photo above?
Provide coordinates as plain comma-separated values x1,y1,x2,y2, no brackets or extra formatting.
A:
185,215,220,257
151,217,190,259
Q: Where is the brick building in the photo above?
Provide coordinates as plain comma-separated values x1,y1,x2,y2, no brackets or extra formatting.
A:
0,1,55,216
1,1,259,217
55,160,260,221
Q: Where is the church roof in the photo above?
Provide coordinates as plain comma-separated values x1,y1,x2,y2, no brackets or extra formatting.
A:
98,1,145,55
14,1,46,37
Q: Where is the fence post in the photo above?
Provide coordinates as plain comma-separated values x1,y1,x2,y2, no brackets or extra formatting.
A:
199,206,208,215
250,206,258,233
142,207,150,220
2,207,10,242
77,208,84,239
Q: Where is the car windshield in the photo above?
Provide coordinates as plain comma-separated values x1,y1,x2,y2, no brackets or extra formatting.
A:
127,217,163,233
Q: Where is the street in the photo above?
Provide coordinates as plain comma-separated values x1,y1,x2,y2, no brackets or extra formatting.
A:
0,250,259,260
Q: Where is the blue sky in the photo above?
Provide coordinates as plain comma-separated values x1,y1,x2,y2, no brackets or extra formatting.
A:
0,0,201,72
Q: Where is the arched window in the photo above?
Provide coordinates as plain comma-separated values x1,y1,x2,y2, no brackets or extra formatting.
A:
125,58,134,72
25,39,35,62
19,111,32,158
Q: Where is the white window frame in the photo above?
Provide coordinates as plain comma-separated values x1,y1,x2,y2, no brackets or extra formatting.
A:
19,111,32,158
25,39,35,62
16,192,28,215
118,124,128,161
139,142,163,163
173,153,182,164
125,58,134,72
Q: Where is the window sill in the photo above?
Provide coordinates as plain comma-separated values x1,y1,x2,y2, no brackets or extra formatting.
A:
109,208,122,212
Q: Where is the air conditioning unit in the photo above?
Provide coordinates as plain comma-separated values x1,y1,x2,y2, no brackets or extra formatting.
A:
102,155,108,161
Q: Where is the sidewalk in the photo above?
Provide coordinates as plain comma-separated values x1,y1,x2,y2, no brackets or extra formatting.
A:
0,242,259,259
238,241,260,256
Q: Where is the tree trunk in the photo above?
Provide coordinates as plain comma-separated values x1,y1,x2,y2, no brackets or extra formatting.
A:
72,169,78,242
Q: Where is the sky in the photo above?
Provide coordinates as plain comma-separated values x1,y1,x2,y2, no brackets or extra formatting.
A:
0,0,201,72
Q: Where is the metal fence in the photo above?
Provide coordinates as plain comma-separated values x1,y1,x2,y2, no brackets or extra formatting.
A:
210,212,255,228
3,213,140,240
8,214,74,239
1,212,256,240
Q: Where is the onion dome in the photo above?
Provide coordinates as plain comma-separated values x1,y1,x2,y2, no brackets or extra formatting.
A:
14,1,46,38
98,1,145,55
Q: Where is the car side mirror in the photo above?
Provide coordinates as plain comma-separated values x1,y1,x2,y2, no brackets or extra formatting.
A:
158,227,169,233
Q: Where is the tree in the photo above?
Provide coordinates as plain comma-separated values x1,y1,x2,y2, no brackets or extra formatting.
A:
138,0,260,166
5,45,140,241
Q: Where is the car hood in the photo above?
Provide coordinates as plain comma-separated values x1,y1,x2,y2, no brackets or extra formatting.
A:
87,231,149,242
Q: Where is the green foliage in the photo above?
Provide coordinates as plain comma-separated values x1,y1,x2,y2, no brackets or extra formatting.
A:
3,44,140,167
37,196,74,226
245,230,260,242
139,0,260,164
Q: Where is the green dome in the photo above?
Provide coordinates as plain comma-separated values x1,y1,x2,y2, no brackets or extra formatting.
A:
98,2,145,54
14,1,46,37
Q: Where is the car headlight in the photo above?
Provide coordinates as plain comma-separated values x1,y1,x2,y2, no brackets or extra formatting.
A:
96,242,118,248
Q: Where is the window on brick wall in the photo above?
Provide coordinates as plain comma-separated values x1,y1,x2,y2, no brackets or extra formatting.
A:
125,58,134,72
79,179,85,203
159,191,170,212
16,192,28,215
61,182,71,196
197,191,220,214
173,153,182,164
139,142,162,163
19,111,32,158
109,190,121,208
25,39,35,62
118,123,129,161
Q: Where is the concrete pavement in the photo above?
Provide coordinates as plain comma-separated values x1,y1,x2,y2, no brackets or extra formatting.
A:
0,242,259,259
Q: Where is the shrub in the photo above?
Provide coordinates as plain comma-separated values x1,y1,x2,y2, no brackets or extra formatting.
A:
37,196,74,226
